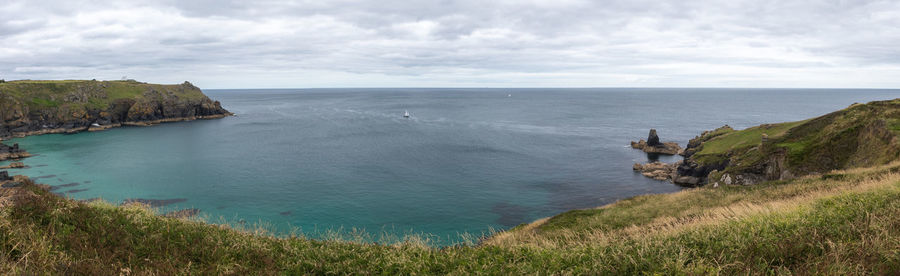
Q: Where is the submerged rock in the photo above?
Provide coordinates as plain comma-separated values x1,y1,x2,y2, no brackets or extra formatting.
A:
122,198,188,207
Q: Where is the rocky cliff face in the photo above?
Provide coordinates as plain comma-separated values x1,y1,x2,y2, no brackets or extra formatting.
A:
0,80,231,138
676,99,900,187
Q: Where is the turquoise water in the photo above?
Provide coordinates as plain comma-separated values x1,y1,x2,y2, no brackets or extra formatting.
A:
3,88,898,244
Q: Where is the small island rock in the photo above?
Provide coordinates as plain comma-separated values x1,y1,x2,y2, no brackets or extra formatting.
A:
631,129,682,155
0,162,25,169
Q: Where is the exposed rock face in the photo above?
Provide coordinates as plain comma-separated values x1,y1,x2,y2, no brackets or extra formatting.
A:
631,129,683,155
0,80,231,139
633,161,678,181
647,129,661,146
633,100,900,188
0,171,10,181
675,158,726,186
0,142,31,161
0,162,25,169
710,172,765,186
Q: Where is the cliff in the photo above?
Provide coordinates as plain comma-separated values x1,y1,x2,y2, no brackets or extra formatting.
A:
677,99,900,186
1,98,900,273
0,80,231,138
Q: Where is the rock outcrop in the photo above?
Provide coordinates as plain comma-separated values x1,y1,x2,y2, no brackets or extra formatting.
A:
663,99,900,188
0,80,231,139
0,162,25,169
0,142,30,161
633,161,677,181
631,129,683,155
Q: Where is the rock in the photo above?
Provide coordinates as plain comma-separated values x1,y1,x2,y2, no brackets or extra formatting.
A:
647,129,660,146
674,176,701,187
1,181,24,188
0,162,24,169
723,174,733,185
633,161,678,182
780,170,794,180
630,129,683,155
0,80,232,139
0,171,10,181
0,142,31,161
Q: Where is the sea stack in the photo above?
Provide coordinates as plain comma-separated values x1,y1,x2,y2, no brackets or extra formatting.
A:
631,129,683,155
0,142,31,161
647,129,661,146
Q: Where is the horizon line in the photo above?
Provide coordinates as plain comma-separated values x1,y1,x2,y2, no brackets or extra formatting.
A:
204,86,900,90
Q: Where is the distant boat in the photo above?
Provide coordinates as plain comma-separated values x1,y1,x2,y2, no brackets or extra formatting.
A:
403,110,410,118
507,94,512,97
91,123,101,127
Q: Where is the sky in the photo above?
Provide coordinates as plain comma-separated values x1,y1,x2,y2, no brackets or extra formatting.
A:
1,0,899,89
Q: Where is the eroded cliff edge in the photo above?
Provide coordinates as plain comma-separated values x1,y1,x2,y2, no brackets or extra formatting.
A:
662,99,900,187
0,79,231,138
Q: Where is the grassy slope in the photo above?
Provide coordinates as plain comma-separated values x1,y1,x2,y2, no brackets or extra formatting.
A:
690,99,900,175
2,97,899,273
0,80,206,110
690,120,806,171
2,162,900,274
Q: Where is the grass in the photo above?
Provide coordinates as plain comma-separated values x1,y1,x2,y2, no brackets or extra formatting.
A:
695,120,806,156
688,99,900,177
2,161,900,273
0,79,207,111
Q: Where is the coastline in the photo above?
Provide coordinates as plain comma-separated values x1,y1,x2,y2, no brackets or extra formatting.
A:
0,114,235,220
2,96,900,273
0,113,233,140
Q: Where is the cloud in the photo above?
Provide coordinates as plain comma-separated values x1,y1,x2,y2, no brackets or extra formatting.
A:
0,0,898,88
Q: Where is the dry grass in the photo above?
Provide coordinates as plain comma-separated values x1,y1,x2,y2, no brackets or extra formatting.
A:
1,163,899,273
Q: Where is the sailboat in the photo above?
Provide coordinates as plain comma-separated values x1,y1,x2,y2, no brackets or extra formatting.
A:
403,110,410,118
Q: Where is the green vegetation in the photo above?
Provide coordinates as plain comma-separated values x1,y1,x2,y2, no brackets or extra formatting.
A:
695,121,804,156
0,79,206,111
689,99,900,177
2,161,900,273
2,97,899,273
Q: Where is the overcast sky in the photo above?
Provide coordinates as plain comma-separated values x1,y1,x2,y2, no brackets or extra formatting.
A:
1,0,899,88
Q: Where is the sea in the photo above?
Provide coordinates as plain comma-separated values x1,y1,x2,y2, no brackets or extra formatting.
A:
3,88,898,245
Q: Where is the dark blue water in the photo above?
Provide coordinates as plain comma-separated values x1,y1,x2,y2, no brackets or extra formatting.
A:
4,88,898,244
